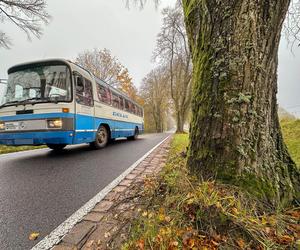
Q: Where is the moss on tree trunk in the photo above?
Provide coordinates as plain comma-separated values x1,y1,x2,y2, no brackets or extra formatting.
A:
182,0,300,206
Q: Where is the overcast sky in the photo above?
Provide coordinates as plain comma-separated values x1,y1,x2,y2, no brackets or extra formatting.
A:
0,0,299,116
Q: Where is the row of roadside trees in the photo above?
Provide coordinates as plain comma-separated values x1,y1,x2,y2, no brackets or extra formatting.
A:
140,3,192,133
75,4,191,134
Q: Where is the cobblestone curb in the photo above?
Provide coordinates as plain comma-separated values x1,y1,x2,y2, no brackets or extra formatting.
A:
52,136,172,250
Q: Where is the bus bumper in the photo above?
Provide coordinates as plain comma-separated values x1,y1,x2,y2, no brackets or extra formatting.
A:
0,131,74,146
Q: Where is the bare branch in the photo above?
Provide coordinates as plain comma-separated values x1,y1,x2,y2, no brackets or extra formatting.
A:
0,0,50,48
125,0,160,10
0,30,11,48
283,0,300,48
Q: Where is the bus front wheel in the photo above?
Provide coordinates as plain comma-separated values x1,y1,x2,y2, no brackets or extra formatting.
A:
90,125,108,149
47,144,66,151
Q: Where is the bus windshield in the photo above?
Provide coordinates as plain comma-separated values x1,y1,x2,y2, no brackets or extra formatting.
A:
2,64,72,107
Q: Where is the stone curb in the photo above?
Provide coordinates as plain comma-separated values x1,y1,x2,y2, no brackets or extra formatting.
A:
52,136,172,250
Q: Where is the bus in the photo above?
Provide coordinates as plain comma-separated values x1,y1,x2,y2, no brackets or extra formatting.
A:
0,59,144,151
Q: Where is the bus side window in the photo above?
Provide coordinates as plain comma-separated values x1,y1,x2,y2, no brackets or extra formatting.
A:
112,92,119,109
140,108,143,117
125,99,130,112
129,101,135,114
76,76,84,96
84,79,93,106
97,85,111,105
76,75,93,107
119,96,124,110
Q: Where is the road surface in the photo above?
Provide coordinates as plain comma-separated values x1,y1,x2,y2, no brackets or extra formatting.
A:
0,133,169,250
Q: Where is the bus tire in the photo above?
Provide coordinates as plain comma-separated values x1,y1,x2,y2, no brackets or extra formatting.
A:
127,127,139,140
90,125,108,149
47,144,66,151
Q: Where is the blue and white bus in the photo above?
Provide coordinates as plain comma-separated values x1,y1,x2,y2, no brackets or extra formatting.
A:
0,59,144,151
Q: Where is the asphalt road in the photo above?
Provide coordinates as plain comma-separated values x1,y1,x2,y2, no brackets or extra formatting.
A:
0,133,169,250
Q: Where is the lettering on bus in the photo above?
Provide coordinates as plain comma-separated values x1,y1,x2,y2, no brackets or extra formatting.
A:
113,112,128,119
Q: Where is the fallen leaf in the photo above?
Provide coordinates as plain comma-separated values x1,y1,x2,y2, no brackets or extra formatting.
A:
277,235,294,244
236,238,245,249
216,202,222,209
156,234,163,243
261,216,267,225
136,239,145,250
265,227,271,234
211,240,219,246
29,232,39,241
231,207,239,215
168,240,179,250
159,213,165,221
165,216,171,222
104,232,111,238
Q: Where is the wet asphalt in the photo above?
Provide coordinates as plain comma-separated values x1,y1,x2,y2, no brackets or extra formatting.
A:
0,133,169,250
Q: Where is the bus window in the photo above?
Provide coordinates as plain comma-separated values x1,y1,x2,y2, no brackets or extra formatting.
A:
97,85,111,104
125,99,130,112
84,79,93,106
112,92,119,109
135,105,139,115
129,101,135,113
76,75,93,106
119,96,124,110
132,104,137,115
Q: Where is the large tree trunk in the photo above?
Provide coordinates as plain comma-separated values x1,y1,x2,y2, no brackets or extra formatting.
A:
182,0,300,206
176,109,187,133
176,111,184,133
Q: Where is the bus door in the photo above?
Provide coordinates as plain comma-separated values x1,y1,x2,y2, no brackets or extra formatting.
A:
73,74,95,144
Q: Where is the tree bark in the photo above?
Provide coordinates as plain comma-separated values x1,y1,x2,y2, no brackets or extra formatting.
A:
182,0,300,206
176,109,187,133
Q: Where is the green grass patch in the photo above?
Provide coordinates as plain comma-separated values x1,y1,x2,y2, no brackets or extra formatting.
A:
0,145,45,154
123,133,299,250
281,119,300,166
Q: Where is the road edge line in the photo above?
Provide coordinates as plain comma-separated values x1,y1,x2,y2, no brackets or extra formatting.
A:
32,134,171,250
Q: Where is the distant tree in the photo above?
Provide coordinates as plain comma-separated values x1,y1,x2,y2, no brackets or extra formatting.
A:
0,0,50,48
76,48,123,87
154,5,192,133
140,66,170,133
117,68,136,99
117,67,144,105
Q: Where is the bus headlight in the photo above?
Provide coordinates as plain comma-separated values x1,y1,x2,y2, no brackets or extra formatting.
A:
47,119,63,129
0,122,4,130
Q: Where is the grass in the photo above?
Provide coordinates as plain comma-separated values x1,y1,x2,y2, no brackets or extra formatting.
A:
0,145,44,154
281,119,300,166
123,133,300,250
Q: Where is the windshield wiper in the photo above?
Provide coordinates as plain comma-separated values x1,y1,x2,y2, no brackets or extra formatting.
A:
22,97,63,105
0,97,64,109
21,97,47,104
0,100,21,108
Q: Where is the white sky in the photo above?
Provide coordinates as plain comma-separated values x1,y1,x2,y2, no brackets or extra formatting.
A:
0,0,299,116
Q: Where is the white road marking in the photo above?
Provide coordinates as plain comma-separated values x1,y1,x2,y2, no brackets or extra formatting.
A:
31,134,171,250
